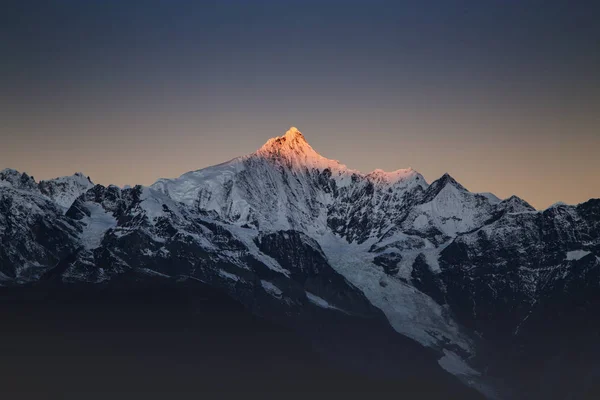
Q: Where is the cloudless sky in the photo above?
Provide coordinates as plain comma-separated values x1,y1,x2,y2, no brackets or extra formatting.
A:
1,0,599,208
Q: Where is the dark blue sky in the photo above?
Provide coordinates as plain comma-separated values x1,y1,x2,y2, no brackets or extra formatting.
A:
2,0,599,207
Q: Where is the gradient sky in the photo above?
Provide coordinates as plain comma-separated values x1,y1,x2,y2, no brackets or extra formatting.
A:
2,0,599,209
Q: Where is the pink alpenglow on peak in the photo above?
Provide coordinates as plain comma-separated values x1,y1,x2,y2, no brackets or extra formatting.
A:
152,127,429,215
284,126,304,140
259,127,309,153
256,127,350,172
256,127,423,185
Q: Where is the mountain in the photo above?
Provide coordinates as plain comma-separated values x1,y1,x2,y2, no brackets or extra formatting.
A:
39,172,94,210
1,127,599,399
0,170,81,281
152,127,428,242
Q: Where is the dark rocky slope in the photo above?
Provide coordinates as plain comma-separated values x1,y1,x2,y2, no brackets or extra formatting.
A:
0,272,482,399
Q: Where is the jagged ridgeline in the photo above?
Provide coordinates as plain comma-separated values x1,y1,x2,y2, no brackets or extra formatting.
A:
1,128,599,399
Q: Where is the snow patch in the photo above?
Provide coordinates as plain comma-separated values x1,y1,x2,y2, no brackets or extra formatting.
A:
260,280,282,297
413,214,429,230
218,270,241,282
566,250,591,261
305,292,346,313
306,292,331,308
79,202,117,249
438,350,480,376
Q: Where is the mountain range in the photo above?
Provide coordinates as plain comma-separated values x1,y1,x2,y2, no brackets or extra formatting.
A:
1,127,599,399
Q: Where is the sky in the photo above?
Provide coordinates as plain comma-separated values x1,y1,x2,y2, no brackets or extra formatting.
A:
1,0,599,209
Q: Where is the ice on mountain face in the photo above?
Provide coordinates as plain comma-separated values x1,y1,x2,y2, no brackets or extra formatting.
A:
404,180,495,238
137,186,185,223
317,233,473,353
79,202,117,250
152,156,248,215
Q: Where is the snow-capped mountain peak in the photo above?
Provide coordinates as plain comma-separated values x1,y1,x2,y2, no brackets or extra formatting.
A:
256,126,350,172
152,127,433,235
0,169,38,191
258,126,309,153
284,126,303,140
436,173,465,189
0,168,19,176
38,172,95,210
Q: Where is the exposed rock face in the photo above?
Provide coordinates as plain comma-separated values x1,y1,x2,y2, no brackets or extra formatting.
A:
0,173,81,281
255,230,376,316
39,172,94,210
1,128,599,399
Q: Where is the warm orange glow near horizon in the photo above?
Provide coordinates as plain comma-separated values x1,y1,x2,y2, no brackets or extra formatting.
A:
3,119,598,210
